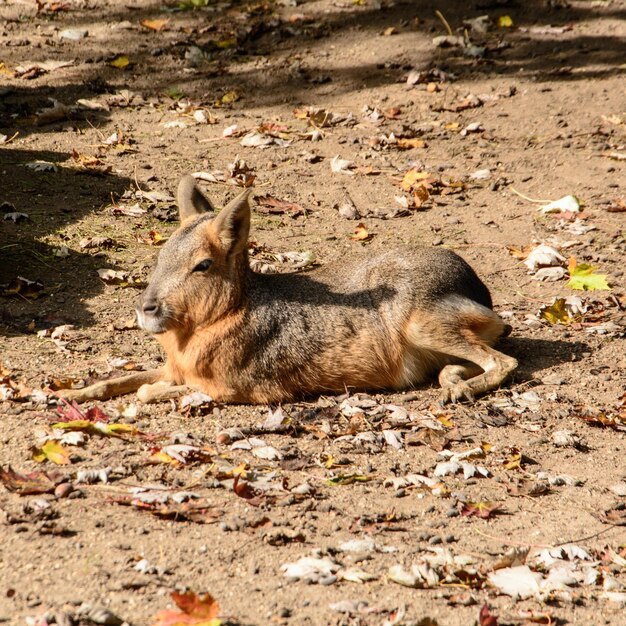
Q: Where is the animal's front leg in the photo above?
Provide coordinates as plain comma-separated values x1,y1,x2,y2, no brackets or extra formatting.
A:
136,381,193,403
58,369,163,404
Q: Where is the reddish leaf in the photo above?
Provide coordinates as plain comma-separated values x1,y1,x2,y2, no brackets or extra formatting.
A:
232,474,265,507
460,501,502,520
0,466,58,494
479,603,498,626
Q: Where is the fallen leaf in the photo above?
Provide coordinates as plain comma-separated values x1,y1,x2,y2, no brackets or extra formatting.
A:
32,440,71,465
395,138,427,150
254,195,307,217
2,276,45,299
153,591,221,626
52,420,139,438
327,473,371,486
460,501,502,519
487,565,542,599
0,467,58,494
497,15,513,28
523,245,565,272
539,296,586,325
566,258,610,291
141,18,169,31
282,556,339,582
479,604,498,626
350,223,373,242
110,55,130,69
331,155,356,175
538,195,580,214
215,90,239,107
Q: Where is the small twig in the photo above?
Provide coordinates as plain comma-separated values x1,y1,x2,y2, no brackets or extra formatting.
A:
474,528,553,549
509,187,552,204
435,9,453,36
1,131,19,145
475,524,617,549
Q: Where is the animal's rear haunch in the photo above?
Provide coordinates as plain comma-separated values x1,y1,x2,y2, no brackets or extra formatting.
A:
60,176,517,405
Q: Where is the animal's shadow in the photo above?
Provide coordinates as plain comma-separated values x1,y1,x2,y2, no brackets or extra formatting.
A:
499,334,589,385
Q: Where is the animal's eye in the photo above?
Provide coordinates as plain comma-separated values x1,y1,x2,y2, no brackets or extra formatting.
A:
192,258,213,272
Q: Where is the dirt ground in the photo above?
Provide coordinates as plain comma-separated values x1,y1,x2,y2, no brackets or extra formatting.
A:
1,0,626,624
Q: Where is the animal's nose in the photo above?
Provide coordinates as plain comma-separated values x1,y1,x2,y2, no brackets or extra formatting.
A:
142,298,160,316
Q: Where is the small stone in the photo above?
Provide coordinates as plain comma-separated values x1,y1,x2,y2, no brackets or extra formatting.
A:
428,535,443,545
445,534,457,543
445,507,460,518
54,482,74,498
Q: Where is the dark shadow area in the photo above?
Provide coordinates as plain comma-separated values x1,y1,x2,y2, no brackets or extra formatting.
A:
0,147,132,334
502,334,590,383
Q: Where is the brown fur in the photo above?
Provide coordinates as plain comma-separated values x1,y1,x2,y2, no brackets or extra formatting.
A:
59,176,518,405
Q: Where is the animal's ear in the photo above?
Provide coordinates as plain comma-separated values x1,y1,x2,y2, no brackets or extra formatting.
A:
177,175,216,221
211,188,252,256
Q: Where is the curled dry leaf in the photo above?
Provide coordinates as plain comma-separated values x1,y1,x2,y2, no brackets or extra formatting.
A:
523,245,565,272
538,195,580,214
254,195,308,217
0,466,58,494
351,223,373,242
331,155,356,175
460,501,502,519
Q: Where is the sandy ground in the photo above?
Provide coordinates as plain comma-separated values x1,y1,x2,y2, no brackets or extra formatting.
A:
1,0,626,624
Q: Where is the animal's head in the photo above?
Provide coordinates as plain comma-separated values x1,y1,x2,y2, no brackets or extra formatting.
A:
137,175,251,336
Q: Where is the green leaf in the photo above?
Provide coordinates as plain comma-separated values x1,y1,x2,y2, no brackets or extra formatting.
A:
326,473,371,486
51,420,138,438
566,258,611,291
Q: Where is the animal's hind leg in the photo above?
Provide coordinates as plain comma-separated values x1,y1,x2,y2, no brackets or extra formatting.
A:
406,301,518,403
438,363,483,392
438,344,518,404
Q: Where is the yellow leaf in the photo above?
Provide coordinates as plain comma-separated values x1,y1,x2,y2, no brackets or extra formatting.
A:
216,90,239,107
444,122,460,131
214,37,237,49
110,55,130,69
503,452,521,470
150,450,180,466
539,298,573,325
383,27,396,36
141,18,169,31
0,62,15,78
33,441,71,465
350,223,372,241
395,138,426,150
400,168,431,191
498,15,513,27
436,415,454,428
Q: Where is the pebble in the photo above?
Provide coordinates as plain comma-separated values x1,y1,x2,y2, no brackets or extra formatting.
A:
54,482,74,498
445,534,457,543
428,535,443,545
445,507,460,518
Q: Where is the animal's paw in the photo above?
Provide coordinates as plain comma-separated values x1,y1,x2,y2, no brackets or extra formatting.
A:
440,382,475,405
